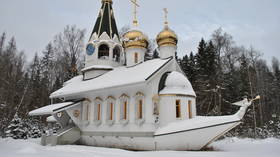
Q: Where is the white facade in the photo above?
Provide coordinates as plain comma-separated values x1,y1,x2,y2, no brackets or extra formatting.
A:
159,45,177,59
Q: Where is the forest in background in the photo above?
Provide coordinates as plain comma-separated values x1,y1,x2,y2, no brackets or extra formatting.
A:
0,25,279,139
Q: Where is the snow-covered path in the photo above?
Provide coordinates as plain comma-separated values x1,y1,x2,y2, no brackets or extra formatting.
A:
0,137,279,157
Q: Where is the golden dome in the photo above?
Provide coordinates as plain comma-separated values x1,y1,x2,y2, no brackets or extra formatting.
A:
156,26,178,47
123,30,148,49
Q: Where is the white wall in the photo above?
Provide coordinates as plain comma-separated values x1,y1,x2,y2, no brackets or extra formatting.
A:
159,96,196,127
159,45,177,59
125,47,146,67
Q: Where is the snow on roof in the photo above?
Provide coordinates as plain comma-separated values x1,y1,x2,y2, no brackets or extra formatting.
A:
28,102,73,116
159,71,196,96
50,58,172,98
81,65,114,72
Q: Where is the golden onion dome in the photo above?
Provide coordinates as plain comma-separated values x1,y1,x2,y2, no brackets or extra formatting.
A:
123,30,148,49
156,26,178,47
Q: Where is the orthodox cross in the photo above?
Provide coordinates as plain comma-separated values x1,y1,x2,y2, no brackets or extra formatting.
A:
163,8,169,26
130,0,140,27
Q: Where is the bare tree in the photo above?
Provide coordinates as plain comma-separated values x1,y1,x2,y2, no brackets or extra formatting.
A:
53,25,86,81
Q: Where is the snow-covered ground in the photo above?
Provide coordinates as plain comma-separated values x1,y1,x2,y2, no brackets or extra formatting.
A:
0,137,279,157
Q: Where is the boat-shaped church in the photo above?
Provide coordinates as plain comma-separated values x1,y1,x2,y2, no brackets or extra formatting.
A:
29,0,258,150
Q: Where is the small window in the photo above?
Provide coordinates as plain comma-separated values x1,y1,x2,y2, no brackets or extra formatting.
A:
138,99,143,119
113,46,121,62
120,94,129,123
134,53,138,63
123,101,127,120
97,104,101,121
109,103,113,120
106,97,115,123
188,100,192,119
135,92,145,123
176,100,181,118
94,102,102,121
98,44,109,59
106,102,114,121
93,98,103,122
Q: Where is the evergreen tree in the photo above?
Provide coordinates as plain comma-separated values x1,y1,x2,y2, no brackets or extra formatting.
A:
26,118,42,138
188,52,196,83
195,39,221,115
271,57,280,114
195,38,208,75
180,53,189,75
26,53,44,114
41,43,55,103
180,52,196,84
238,53,251,97
5,113,28,139
194,39,209,114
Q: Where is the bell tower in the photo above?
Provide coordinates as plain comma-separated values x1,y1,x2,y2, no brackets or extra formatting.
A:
83,0,124,80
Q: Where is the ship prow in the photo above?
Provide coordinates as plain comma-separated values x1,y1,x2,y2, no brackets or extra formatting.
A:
154,115,241,150
153,97,258,150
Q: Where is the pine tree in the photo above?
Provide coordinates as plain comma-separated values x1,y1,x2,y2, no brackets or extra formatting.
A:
180,54,189,75
239,53,250,97
180,52,196,84
41,43,55,104
196,38,208,76
26,53,45,114
5,113,28,139
272,58,280,115
206,41,221,115
26,118,42,138
195,39,212,115
188,52,196,83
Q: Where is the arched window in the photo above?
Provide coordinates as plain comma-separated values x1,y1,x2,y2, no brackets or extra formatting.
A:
106,96,116,125
98,44,109,59
113,46,121,62
120,94,129,124
135,92,145,125
93,97,103,125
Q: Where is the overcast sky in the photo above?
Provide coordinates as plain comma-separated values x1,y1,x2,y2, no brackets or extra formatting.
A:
0,0,279,61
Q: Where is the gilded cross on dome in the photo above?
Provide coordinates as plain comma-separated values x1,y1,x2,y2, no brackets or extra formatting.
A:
130,0,140,27
163,8,169,26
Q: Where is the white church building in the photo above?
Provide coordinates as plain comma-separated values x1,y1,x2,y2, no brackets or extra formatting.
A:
29,0,258,150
